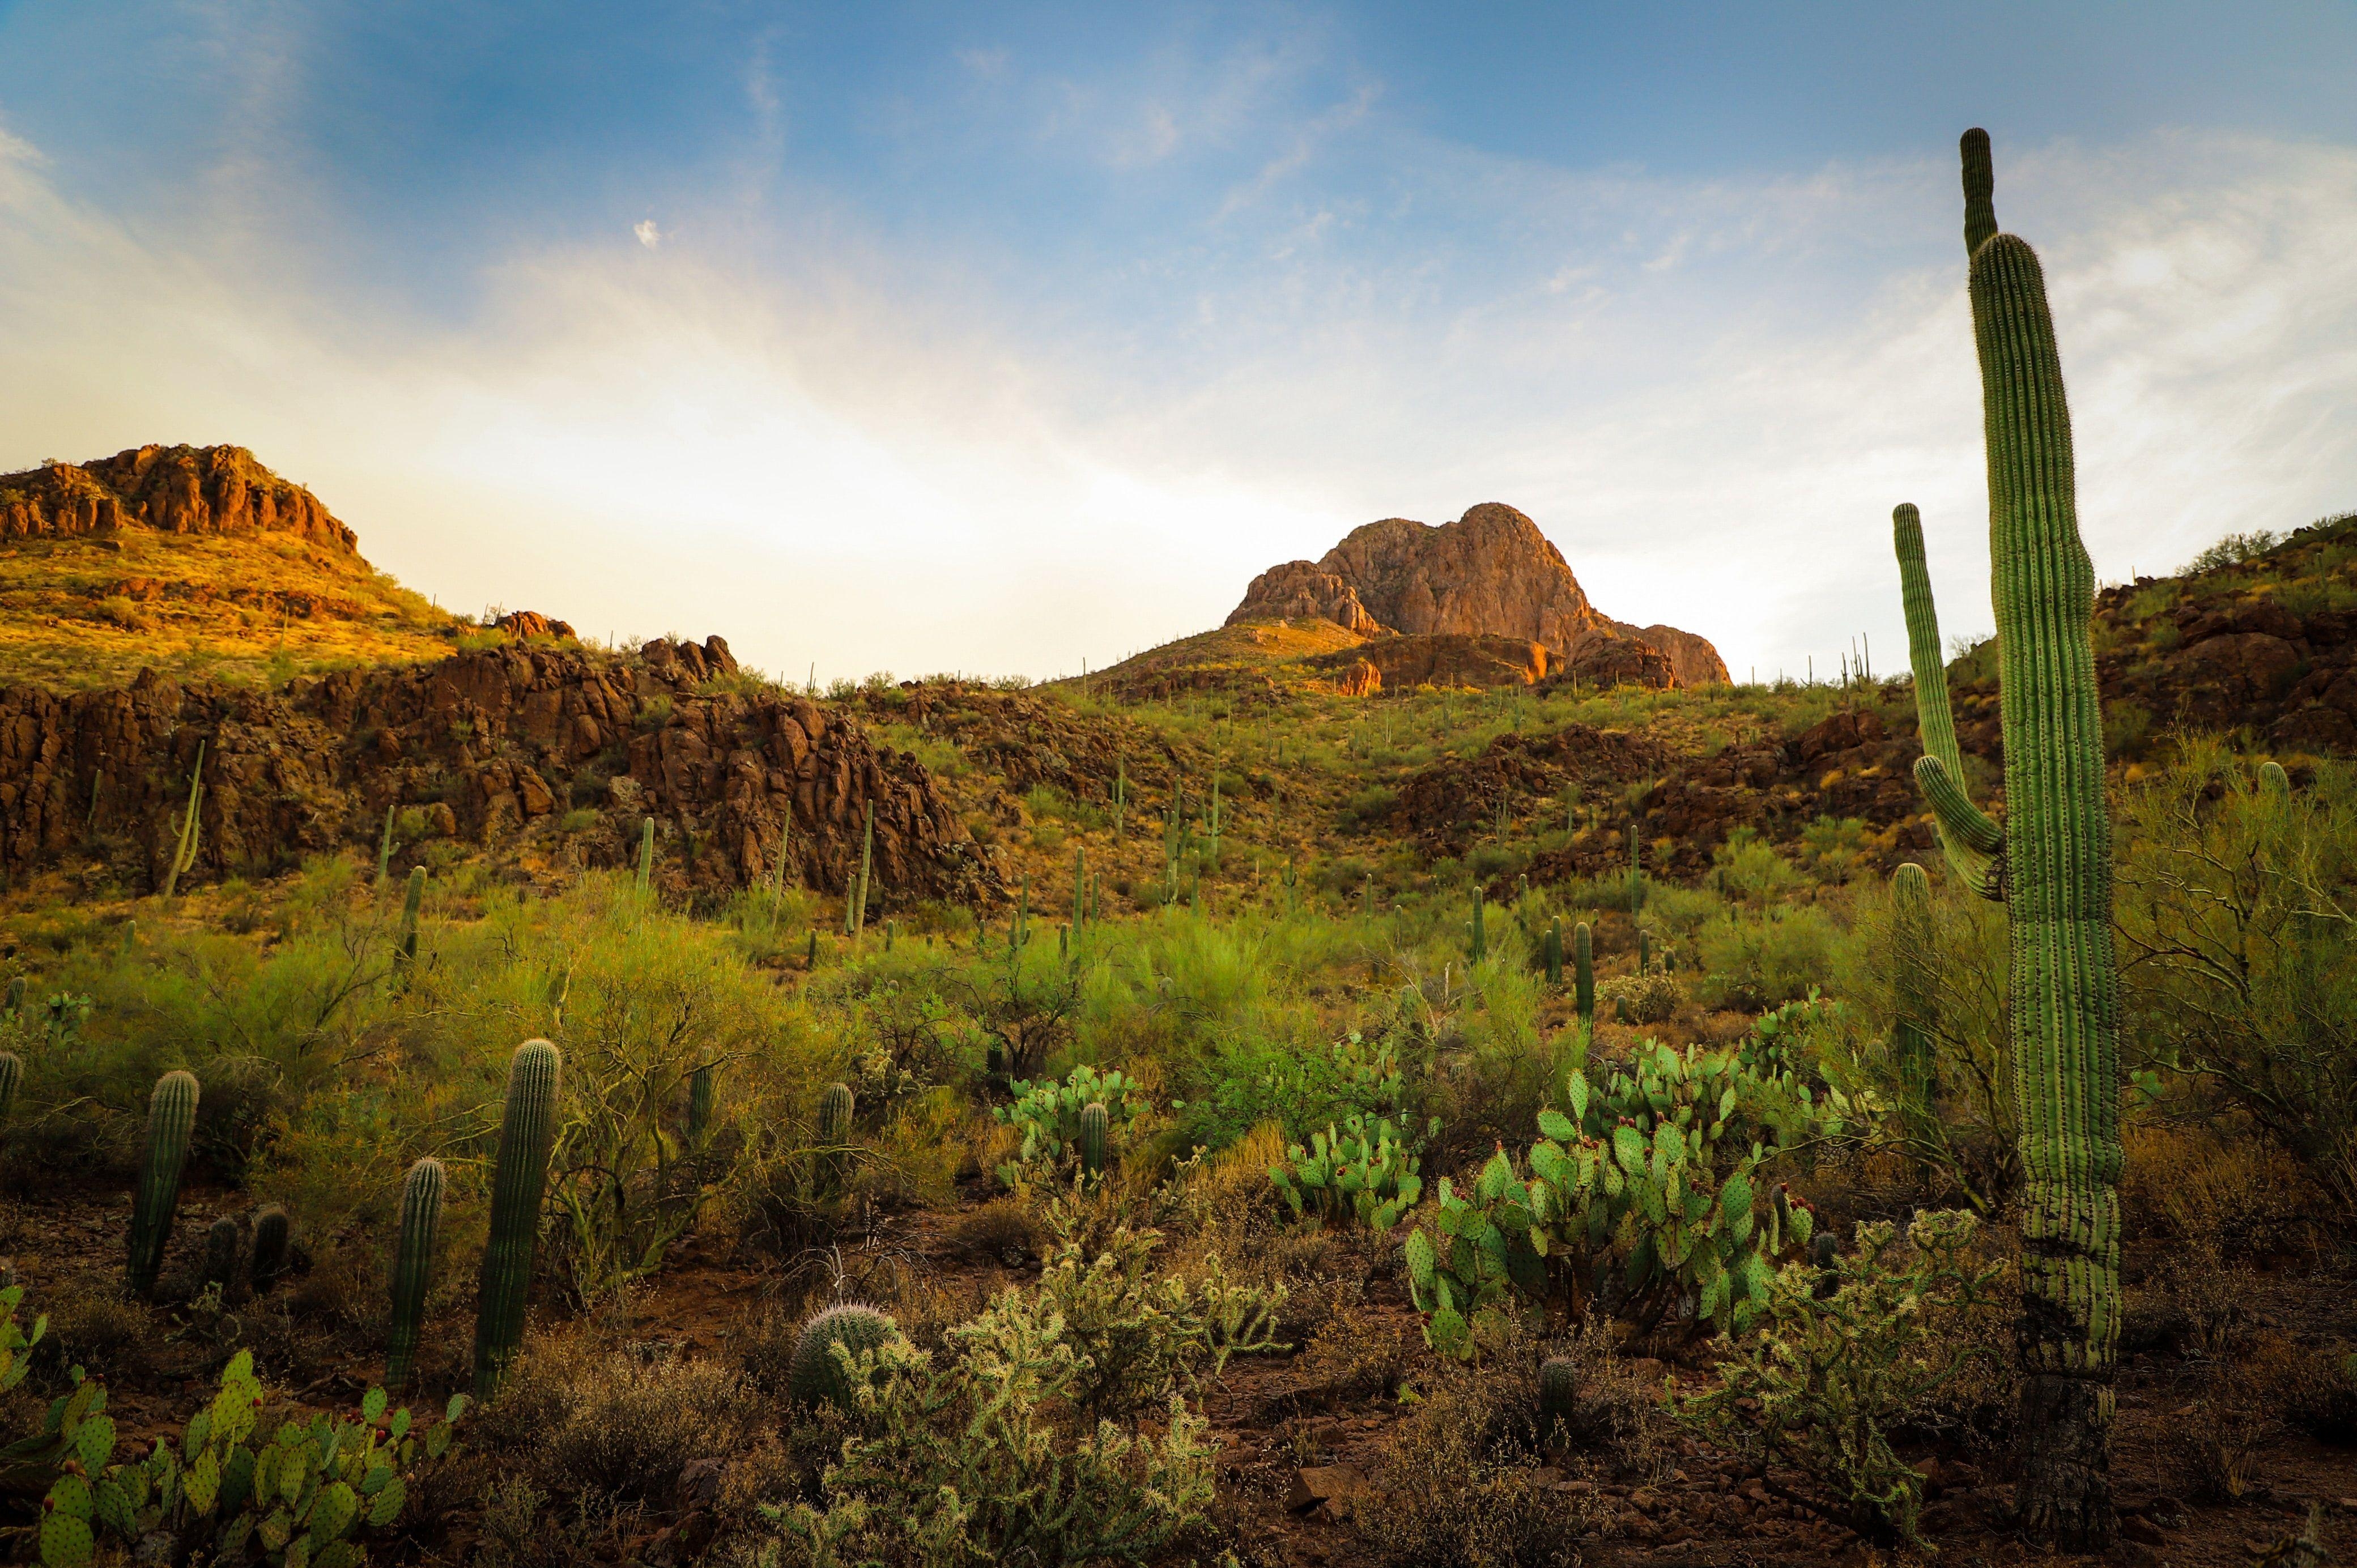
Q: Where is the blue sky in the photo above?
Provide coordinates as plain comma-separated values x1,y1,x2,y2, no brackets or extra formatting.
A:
3,2,2355,682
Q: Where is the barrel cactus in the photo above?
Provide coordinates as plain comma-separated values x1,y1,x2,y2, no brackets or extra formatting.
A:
1079,1100,1110,1179
1889,128,2124,1546
473,1041,561,1398
789,1302,900,1411
249,1203,291,1293
388,1156,446,1389
126,1070,199,1297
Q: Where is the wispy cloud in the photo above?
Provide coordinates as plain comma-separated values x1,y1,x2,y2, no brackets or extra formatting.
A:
0,105,2351,688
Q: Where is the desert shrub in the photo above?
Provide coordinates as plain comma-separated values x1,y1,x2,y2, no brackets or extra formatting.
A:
2245,1333,2357,1445
1677,1209,2002,1546
1595,970,1680,1024
2120,1123,2318,1263
529,1350,763,1503
1711,826,1806,905
1794,816,1875,883
2186,528,2281,572
1031,1222,1284,1420
1695,902,1848,1011
2168,1363,2277,1502
1353,1327,1619,1568
756,1279,1220,1567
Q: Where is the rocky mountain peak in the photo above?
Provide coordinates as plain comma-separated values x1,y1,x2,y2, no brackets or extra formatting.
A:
0,444,359,553
1227,501,1727,687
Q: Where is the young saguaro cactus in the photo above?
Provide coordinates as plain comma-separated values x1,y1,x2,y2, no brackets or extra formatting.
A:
1543,918,1564,986
819,1081,855,1143
1573,922,1594,1029
637,816,656,893
161,740,206,898
1079,1100,1110,1179
1626,822,1644,913
200,1216,241,1297
1888,863,1940,1130
397,866,427,972
127,1070,200,1296
1539,1355,1579,1432
687,1062,716,1145
0,1051,19,1121
473,1040,562,1399
2260,760,2291,796
1891,127,2124,1547
249,1203,292,1293
388,1156,445,1388
1469,887,1488,962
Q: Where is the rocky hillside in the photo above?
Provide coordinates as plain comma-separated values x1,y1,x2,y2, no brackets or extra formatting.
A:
0,445,468,690
0,634,998,906
1228,502,1730,688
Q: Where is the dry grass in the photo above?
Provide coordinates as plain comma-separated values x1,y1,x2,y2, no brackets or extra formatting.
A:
0,530,468,690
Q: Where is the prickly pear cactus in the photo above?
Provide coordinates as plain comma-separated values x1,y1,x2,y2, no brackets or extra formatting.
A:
788,1302,900,1411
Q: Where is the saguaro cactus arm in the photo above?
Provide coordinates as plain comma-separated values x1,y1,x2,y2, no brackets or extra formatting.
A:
1895,504,2005,900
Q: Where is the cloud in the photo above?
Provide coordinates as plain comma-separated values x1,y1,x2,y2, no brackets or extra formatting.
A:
633,219,663,249
0,114,2351,691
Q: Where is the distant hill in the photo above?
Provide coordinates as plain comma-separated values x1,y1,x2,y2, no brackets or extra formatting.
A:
1225,502,1732,688
0,444,468,690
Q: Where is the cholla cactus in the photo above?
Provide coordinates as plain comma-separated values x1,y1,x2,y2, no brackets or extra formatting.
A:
126,1071,199,1297
473,1041,561,1398
790,1301,900,1411
1079,1101,1110,1179
248,1204,291,1293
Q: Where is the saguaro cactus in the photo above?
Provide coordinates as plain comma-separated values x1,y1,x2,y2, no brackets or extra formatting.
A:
1626,823,1644,913
2260,760,2291,796
200,1216,241,1297
852,802,875,938
1890,128,2124,1547
377,802,398,886
1573,922,1594,1028
1073,846,1087,932
161,740,206,898
249,1203,292,1293
1079,1101,1109,1179
396,866,427,972
473,1039,562,1398
1469,887,1488,962
636,816,656,893
127,1070,200,1296
1543,918,1564,986
687,1061,715,1145
0,1051,19,1121
389,1156,445,1388
1888,863,1939,1128
819,1081,855,1142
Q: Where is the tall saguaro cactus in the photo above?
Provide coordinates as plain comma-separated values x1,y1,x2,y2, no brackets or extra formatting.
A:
127,1070,200,1296
473,1040,561,1398
1887,862,1939,1130
388,1157,445,1388
1892,127,2123,1547
161,740,206,898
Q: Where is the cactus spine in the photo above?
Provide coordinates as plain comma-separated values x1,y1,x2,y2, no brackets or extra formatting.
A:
395,865,426,973
1469,887,1487,962
127,1070,199,1296
161,739,205,898
1573,922,1594,1029
249,1203,291,1293
637,815,655,893
1079,1100,1109,1179
1543,918,1564,986
819,1081,855,1142
789,1302,897,1411
1892,129,2122,1546
388,1157,445,1388
473,1040,561,1398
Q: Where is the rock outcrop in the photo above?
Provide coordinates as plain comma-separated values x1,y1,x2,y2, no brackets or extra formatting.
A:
0,641,998,905
0,445,358,552
1227,502,1724,688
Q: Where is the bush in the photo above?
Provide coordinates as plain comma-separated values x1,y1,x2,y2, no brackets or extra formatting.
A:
1595,970,1680,1024
1676,1209,2001,1545
1695,903,1848,1011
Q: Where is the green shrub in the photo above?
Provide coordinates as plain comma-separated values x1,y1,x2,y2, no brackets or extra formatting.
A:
1675,1210,2002,1545
1696,904,1849,1011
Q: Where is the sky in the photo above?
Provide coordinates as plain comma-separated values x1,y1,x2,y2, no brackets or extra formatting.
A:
2,3,2354,685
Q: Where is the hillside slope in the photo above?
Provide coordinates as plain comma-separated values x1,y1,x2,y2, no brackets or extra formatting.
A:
0,445,468,690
